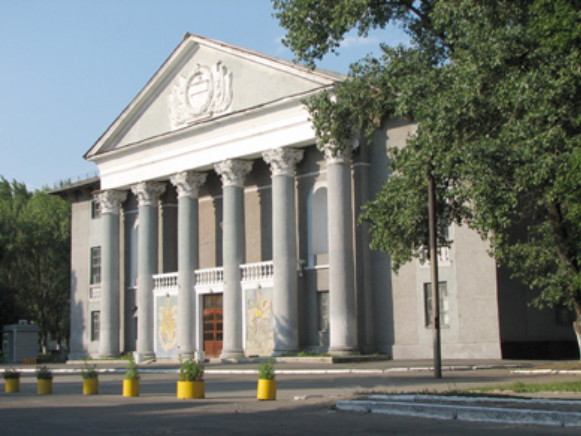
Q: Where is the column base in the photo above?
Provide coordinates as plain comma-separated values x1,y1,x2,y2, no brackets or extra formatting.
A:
178,351,195,361
133,351,156,363
220,349,245,360
329,346,360,356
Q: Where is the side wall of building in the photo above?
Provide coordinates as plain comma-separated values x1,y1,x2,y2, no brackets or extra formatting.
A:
69,189,103,359
369,120,503,359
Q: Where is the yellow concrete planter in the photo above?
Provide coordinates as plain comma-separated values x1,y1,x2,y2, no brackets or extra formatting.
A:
83,378,99,395
177,381,205,399
122,379,139,397
5,379,20,393
257,379,276,401
37,379,53,395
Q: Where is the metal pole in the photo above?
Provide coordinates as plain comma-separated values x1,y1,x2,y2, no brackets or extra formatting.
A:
428,164,442,378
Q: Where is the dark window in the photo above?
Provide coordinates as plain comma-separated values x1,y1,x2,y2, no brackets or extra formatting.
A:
91,311,100,341
91,199,101,219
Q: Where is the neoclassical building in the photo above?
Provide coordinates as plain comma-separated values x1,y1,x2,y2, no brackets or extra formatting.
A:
56,34,576,361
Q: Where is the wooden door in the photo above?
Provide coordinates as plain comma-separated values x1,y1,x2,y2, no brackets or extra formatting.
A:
203,293,223,357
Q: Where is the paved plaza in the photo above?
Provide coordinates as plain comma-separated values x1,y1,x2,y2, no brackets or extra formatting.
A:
2,359,581,435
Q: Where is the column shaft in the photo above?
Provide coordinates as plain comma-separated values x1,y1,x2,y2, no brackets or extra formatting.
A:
272,175,299,353
326,149,358,355
133,182,165,361
171,171,206,359
98,190,126,358
215,160,252,359
177,196,196,356
136,204,157,358
221,184,245,357
263,147,304,355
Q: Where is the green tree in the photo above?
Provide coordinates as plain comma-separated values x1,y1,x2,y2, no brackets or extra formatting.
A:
0,178,70,352
0,178,32,329
273,0,581,350
15,192,70,351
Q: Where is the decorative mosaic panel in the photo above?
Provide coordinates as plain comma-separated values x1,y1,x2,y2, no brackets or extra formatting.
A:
155,294,178,358
245,287,274,356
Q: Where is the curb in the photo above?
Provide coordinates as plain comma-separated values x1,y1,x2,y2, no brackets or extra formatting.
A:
336,395,581,427
513,369,581,375
0,367,528,376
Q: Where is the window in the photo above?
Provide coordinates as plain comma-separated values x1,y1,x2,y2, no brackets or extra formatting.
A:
317,291,329,332
91,311,100,341
424,282,450,328
91,198,101,219
90,246,102,285
419,226,451,267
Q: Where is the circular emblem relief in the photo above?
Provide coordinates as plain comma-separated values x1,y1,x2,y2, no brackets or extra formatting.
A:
187,67,213,115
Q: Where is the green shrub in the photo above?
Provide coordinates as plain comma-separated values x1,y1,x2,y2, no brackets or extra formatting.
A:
81,361,98,380
258,359,275,380
3,368,20,379
124,356,140,381
36,366,53,380
179,359,204,382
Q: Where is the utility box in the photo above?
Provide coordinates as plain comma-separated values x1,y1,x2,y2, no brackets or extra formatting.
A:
2,322,39,363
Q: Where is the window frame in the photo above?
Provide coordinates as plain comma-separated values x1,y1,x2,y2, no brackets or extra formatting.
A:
424,281,450,328
90,246,102,285
90,311,100,342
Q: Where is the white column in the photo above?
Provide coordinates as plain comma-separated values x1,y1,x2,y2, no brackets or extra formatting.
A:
97,190,127,358
170,171,207,359
263,147,303,355
324,144,358,355
132,181,166,361
214,159,253,359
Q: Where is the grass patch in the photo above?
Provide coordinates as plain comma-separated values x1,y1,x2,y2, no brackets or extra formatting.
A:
470,380,581,393
530,361,581,371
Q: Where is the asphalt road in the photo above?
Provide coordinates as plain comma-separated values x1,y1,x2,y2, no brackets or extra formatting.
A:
2,365,581,435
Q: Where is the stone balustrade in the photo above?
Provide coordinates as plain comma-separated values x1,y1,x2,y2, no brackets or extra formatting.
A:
152,260,275,293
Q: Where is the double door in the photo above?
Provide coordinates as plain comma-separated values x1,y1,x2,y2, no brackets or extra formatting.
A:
202,294,223,357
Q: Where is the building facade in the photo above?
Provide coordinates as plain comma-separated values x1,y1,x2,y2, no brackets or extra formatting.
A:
57,34,576,361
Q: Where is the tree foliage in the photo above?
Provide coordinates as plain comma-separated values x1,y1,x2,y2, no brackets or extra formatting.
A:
0,177,70,351
274,0,581,336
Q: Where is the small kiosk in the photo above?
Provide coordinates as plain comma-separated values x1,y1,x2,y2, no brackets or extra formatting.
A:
2,322,39,363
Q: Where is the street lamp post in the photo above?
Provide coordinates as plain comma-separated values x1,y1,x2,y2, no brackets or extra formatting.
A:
428,164,442,379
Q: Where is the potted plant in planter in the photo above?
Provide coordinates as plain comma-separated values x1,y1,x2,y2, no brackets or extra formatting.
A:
122,356,140,397
3,368,20,393
36,366,53,395
177,358,205,399
81,361,99,395
257,359,276,400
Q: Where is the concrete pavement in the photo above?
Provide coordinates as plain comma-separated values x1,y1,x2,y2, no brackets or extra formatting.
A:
2,358,581,433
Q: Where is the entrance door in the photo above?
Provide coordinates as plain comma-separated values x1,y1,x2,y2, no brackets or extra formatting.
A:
202,293,223,357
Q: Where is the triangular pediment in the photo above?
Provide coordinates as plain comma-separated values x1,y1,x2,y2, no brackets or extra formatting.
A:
85,34,343,159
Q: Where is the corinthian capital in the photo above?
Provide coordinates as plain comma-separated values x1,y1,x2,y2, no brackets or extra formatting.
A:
262,147,304,177
96,190,127,215
214,159,253,187
131,181,166,207
322,140,357,165
170,171,207,199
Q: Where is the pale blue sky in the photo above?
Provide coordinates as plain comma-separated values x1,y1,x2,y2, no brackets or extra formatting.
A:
0,0,408,190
